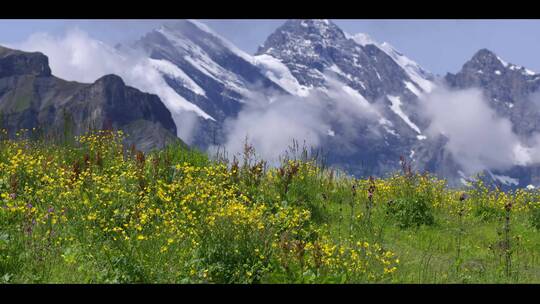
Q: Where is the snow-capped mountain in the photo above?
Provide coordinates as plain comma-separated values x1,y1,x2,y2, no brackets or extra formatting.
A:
124,19,540,187
256,20,439,140
446,49,540,138
257,20,435,99
8,19,540,188
254,19,438,176
399,48,540,189
128,19,441,177
133,20,286,147
442,49,540,188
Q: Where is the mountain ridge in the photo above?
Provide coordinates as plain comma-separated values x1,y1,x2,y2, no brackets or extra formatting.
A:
6,20,540,189
0,45,180,152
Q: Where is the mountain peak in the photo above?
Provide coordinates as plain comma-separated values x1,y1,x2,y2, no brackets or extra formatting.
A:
285,19,335,29
0,44,52,78
458,49,513,76
458,48,537,77
94,74,125,86
280,19,345,38
257,19,346,56
467,48,505,69
472,48,498,59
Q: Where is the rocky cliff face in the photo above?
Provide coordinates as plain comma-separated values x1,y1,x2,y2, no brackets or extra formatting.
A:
0,45,52,78
0,45,179,151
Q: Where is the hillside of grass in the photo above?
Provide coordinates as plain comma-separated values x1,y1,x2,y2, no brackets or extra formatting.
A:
1,129,540,283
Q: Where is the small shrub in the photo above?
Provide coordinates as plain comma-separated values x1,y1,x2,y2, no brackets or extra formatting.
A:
529,204,540,230
385,197,434,229
194,211,273,283
472,204,504,222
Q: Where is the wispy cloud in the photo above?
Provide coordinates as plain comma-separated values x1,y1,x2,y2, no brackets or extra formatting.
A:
215,75,384,163
417,85,540,174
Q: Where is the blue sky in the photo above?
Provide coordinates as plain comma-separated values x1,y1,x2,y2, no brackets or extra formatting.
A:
1,19,540,75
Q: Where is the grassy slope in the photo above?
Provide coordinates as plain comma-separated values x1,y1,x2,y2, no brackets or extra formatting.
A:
1,130,540,283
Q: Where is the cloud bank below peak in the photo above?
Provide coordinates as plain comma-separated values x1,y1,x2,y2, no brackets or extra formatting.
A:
417,85,540,174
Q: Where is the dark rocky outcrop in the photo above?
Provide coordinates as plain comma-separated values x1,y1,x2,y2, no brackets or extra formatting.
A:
0,45,180,152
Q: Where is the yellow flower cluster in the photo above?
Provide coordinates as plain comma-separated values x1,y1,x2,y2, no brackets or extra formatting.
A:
1,131,398,283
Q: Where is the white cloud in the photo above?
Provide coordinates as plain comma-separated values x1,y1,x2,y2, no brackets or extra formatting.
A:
216,76,383,163
219,94,328,163
418,86,540,174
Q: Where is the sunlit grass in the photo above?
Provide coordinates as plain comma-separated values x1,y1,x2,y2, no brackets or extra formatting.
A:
1,128,540,283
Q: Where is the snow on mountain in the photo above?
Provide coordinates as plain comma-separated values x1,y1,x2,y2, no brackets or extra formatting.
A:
256,19,436,109
252,54,310,97
387,95,422,134
187,19,257,66
149,58,206,97
404,81,422,96
153,83,215,121
378,42,435,94
135,20,443,181
491,172,520,186
254,20,438,153
496,55,536,76
349,32,435,95
251,19,441,177
128,20,540,188
155,25,251,98
134,19,292,148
